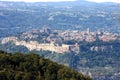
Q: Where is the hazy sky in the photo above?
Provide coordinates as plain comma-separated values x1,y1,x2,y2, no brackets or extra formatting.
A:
87,0,120,3
1,0,76,2
1,0,120,3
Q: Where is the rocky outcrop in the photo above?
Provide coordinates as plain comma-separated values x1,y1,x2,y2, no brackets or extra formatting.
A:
90,45,113,52
1,37,79,53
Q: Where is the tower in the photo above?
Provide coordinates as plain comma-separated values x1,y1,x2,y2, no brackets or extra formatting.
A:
86,28,90,34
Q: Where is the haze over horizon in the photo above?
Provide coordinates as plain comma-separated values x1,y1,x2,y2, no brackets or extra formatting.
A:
0,0,120,3
87,0,120,3
0,0,76,2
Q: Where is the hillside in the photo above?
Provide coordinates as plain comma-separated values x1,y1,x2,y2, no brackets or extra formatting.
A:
0,50,92,80
0,1,120,80
0,29,120,80
0,1,120,38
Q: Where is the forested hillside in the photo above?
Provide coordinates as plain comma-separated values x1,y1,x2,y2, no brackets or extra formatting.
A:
0,1,120,37
0,50,92,80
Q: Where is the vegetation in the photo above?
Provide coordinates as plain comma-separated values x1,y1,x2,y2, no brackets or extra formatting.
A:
0,1,120,80
1,38,120,80
34,40,120,80
0,1,120,38
0,50,92,80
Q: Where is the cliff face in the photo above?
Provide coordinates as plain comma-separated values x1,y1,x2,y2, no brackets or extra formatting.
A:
15,41,70,53
90,45,113,52
1,37,79,53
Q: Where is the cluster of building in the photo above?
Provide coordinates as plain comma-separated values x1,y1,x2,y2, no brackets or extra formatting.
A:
42,27,119,43
1,27,120,53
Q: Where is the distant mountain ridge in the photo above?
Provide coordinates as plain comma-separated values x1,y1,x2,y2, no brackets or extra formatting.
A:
0,0,120,38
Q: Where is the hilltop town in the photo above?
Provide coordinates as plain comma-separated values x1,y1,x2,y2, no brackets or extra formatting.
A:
1,27,120,53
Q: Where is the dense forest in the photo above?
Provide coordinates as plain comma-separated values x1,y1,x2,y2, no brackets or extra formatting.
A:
0,50,92,80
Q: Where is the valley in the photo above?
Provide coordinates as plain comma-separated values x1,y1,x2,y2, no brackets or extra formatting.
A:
0,28,120,80
0,0,120,80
